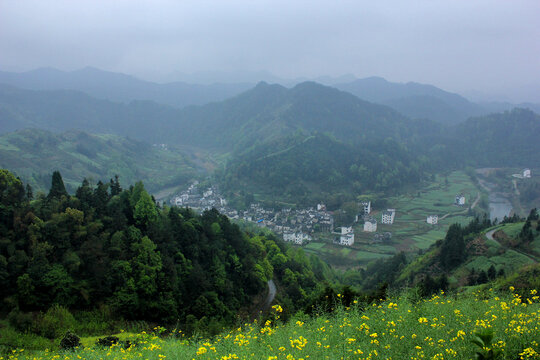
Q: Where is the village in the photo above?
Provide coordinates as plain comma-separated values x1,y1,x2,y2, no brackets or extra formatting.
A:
169,180,469,248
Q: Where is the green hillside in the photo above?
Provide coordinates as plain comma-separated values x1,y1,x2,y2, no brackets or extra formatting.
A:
0,129,199,193
218,132,427,207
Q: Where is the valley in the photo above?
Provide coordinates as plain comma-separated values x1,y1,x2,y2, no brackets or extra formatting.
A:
0,70,539,359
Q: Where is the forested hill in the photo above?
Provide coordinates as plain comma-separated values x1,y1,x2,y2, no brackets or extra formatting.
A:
0,129,199,193
0,169,329,335
219,133,427,207
0,83,180,142
174,81,428,150
453,108,540,167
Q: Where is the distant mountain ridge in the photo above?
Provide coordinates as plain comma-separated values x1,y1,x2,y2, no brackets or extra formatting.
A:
0,67,253,109
0,80,435,151
335,76,484,124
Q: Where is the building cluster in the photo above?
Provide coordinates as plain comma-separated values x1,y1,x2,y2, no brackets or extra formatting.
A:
172,182,228,209
171,183,333,246
171,184,450,248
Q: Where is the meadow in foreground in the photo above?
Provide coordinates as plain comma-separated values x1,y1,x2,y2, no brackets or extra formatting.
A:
4,288,539,360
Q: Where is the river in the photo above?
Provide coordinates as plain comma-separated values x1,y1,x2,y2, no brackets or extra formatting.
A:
489,193,513,222
477,176,513,222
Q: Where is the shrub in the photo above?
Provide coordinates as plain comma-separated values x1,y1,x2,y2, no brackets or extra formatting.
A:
35,305,77,339
59,331,81,350
7,309,34,333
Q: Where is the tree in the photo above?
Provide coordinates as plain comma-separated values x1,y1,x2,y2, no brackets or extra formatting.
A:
527,208,538,221
110,175,122,196
133,190,158,227
26,184,33,200
440,223,465,270
487,265,497,280
47,171,68,199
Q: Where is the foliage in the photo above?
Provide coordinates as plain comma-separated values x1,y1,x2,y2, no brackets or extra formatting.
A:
0,169,327,338
471,329,502,360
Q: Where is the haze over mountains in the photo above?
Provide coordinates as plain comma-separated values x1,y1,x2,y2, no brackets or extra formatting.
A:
1,67,539,126
1,66,540,203
0,67,253,109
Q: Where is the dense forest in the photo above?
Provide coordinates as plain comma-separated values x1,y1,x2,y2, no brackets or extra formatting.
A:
0,169,330,337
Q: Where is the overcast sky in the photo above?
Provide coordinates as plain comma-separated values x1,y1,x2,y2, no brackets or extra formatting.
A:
1,0,539,101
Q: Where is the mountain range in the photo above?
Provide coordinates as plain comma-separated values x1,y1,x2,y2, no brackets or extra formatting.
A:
1,70,540,204
2,67,539,125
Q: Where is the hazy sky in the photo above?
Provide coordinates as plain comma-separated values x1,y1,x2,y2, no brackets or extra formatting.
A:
1,0,539,101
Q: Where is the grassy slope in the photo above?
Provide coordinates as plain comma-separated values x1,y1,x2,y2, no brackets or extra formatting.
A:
0,129,201,193
396,219,540,286
8,290,540,359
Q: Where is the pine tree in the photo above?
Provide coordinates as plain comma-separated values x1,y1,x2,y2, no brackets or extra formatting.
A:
440,223,465,270
110,175,122,196
47,171,68,199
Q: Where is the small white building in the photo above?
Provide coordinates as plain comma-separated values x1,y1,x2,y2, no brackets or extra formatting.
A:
523,168,531,178
381,209,396,224
203,189,213,198
339,226,355,246
317,203,327,211
455,195,466,206
427,215,438,225
363,218,377,232
361,201,371,215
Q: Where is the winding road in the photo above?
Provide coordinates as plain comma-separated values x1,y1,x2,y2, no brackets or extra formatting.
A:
485,227,538,264
263,280,277,311
251,280,277,321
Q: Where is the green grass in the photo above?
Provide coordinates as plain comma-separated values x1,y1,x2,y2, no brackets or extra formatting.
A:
304,242,326,251
500,223,525,238
466,250,535,273
8,290,540,359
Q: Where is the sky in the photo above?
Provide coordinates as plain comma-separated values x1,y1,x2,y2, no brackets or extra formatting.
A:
1,0,539,102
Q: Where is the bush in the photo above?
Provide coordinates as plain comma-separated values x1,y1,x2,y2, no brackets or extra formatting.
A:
59,331,81,350
7,309,34,333
35,305,78,339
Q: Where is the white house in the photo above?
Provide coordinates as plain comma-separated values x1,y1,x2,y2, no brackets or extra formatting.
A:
361,201,371,215
381,209,396,224
455,195,466,206
363,218,377,232
427,215,438,225
523,168,531,178
339,226,355,246
317,203,327,211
